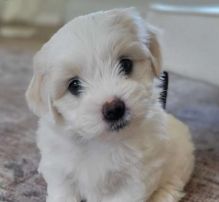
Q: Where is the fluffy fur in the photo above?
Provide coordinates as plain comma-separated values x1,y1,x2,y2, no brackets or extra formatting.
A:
26,8,194,202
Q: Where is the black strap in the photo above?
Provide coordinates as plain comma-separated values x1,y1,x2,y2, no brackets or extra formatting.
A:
159,71,169,109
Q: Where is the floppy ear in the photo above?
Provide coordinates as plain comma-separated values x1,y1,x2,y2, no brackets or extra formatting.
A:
25,70,46,117
25,57,62,122
147,25,162,77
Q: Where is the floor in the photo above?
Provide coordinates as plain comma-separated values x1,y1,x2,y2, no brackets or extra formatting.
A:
0,38,218,202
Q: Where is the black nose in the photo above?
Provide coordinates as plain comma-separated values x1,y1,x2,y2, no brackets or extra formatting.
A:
102,98,126,122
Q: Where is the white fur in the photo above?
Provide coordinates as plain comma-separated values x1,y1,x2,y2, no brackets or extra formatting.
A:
26,8,194,202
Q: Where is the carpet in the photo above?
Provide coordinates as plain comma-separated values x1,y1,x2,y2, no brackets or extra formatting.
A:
0,41,218,202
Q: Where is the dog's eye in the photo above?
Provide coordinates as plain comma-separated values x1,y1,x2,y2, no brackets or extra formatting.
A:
68,77,82,96
119,58,133,75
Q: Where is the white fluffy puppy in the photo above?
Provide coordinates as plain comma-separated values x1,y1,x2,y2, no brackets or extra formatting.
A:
26,8,194,202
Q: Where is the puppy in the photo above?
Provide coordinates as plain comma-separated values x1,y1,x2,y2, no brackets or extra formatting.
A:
26,8,194,202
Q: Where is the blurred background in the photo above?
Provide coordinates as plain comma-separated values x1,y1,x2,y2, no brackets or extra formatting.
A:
0,1,218,202
0,0,219,84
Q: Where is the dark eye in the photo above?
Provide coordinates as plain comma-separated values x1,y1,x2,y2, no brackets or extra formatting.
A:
68,76,82,96
119,58,133,75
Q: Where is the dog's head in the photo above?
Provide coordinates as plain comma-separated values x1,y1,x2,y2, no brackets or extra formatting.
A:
26,8,162,140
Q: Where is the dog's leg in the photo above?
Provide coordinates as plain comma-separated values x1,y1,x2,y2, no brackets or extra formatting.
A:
46,181,80,202
147,158,193,202
147,183,185,202
46,189,80,202
39,159,81,202
147,114,195,202
102,182,147,202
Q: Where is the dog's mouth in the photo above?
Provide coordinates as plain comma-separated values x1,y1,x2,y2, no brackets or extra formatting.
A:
109,119,129,132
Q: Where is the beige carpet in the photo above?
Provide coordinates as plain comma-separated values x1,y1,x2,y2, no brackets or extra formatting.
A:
0,39,218,202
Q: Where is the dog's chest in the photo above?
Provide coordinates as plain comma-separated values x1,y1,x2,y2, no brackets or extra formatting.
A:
74,141,141,191
39,128,144,197
48,138,142,198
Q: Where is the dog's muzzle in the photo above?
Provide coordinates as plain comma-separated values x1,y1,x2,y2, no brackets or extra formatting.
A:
102,98,128,131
